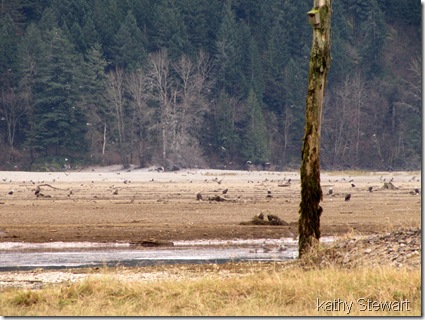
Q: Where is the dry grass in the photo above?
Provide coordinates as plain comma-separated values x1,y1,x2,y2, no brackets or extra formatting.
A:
0,264,420,316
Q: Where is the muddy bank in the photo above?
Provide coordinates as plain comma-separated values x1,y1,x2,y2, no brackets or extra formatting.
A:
0,168,420,244
0,228,420,290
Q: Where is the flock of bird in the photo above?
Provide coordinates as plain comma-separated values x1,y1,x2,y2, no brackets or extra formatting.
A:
194,175,422,203
325,175,421,202
1,172,421,202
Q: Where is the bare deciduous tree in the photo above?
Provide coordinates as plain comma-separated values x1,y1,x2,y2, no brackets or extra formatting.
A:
351,71,367,163
0,87,27,155
390,55,422,168
324,76,350,166
106,67,130,168
126,68,154,167
147,49,175,167
395,55,421,115
172,50,213,167
322,71,368,168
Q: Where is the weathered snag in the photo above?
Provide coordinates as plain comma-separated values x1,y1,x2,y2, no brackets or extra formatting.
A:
298,0,332,257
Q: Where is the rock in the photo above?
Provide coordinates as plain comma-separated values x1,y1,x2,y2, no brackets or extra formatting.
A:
130,239,174,247
301,227,421,269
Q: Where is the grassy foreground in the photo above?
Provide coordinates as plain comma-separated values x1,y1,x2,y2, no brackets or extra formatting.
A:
0,264,420,316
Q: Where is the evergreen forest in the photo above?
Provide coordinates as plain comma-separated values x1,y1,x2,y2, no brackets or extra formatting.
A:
0,0,421,171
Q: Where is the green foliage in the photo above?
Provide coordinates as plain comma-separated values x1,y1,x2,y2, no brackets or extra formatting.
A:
111,11,147,70
0,14,19,84
91,0,126,60
263,6,290,111
79,42,109,160
178,0,222,56
27,27,87,156
0,0,420,170
81,43,109,109
150,0,190,60
241,90,270,164
80,13,99,51
213,91,241,163
213,1,242,96
379,0,421,27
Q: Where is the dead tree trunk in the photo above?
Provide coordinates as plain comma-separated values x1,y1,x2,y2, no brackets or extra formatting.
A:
298,0,332,257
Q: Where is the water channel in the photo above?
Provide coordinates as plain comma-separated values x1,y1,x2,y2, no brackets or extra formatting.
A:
0,237,336,271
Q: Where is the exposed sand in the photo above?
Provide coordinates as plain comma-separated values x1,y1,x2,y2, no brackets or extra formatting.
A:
0,166,420,243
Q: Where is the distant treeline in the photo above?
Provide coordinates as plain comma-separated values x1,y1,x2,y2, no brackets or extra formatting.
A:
0,0,420,171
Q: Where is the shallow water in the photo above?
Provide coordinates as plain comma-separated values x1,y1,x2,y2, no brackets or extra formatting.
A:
0,237,336,271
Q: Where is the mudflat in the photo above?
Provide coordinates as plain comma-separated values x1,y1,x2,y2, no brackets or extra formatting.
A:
0,166,420,243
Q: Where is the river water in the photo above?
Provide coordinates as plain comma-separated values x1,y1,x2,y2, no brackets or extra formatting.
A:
0,237,336,271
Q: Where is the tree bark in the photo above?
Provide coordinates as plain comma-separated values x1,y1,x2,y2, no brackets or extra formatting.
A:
298,0,332,257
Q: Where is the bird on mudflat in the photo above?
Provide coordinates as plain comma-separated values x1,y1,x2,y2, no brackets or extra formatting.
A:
277,244,287,252
7,190,14,195
351,183,356,188
328,187,333,195
368,186,373,192
345,193,351,201
196,192,203,200
222,188,228,195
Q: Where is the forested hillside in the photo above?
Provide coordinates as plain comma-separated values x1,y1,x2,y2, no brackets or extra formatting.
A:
0,0,421,171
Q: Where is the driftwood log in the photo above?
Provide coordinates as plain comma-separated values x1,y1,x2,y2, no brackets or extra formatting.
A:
130,239,174,247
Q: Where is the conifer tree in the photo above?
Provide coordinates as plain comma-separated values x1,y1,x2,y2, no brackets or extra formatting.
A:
0,14,19,86
80,43,109,161
246,34,264,101
91,0,125,60
27,27,87,158
0,0,419,170
263,6,289,111
214,0,241,96
178,0,221,56
241,89,270,164
17,23,44,156
81,13,99,51
213,90,240,163
111,11,147,71
151,0,190,60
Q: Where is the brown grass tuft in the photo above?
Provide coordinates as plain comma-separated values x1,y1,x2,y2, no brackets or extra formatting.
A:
0,264,420,316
